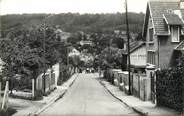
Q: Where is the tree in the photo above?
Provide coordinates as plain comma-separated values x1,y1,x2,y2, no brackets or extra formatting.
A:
0,25,69,92
67,32,82,45
2,13,144,35
112,37,125,49
100,46,122,69
69,55,81,72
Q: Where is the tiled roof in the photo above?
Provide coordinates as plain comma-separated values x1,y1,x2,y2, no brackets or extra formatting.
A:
175,40,184,50
163,14,183,25
148,1,184,35
122,41,145,55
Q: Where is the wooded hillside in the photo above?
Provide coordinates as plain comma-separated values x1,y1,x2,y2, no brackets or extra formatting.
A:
1,12,144,34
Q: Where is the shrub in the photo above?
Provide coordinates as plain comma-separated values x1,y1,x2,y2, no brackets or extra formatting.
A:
0,108,17,116
34,90,43,100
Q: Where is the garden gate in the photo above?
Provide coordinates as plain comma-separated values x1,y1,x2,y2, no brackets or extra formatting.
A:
150,72,156,104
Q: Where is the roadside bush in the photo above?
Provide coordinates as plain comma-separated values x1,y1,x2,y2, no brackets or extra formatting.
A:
0,108,17,116
58,64,73,85
34,90,43,100
0,76,7,90
10,76,32,92
103,68,110,79
0,109,6,116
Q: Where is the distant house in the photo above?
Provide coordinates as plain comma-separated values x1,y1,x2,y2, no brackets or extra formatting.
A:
0,58,4,74
55,29,71,42
143,0,184,69
68,48,80,57
79,53,94,65
130,43,146,72
79,40,93,46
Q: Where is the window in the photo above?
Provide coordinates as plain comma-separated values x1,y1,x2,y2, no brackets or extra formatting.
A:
149,28,153,42
124,43,127,51
148,51,155,65
171,26,180,42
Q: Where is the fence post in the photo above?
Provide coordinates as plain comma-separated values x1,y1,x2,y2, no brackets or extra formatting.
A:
0,82,1,108
2,81,9,110
154,72,157,105
131,72,133,95
49,69,52,91
182,75,184,114
138,75,140,98
144,79,147,101
6,81,9,110
32,79,35,98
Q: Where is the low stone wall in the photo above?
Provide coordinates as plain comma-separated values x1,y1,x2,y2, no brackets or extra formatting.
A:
11,90,32,99
132,74,148,101
36,72,56,94
104,69,150,101
132,74,140,97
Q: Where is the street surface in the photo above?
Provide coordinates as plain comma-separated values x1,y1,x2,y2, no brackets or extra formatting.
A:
40,73,139,116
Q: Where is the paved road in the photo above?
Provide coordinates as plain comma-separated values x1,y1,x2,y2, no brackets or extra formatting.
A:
40,73,139,116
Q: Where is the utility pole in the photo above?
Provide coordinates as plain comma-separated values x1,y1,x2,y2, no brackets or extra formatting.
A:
42,14,53,94
125,0,131,95
43,22,46,94
67,47,69,66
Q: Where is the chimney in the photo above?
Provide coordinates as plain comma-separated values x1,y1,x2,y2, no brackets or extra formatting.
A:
180,0,184,9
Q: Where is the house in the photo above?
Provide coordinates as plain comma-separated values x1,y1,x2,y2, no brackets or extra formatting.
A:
129,42,146,73
79,53,94,66
142,0,184,103
122,41,146,73
79,40,93,46
55,29,71,42
143,0,184,69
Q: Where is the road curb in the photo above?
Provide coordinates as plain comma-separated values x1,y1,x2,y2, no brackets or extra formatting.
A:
99,80,148,116
31,90,66,116
30,74,78,116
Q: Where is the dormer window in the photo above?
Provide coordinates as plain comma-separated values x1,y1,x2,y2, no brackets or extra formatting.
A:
171,26,180,42
149,28,153,42
166,9,174,14
180,0,184,9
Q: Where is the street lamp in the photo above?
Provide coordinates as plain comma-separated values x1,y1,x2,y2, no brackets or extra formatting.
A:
43,22,46,94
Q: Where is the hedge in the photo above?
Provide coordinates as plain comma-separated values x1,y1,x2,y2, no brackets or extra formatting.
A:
57,64,73,85
156,68,184,111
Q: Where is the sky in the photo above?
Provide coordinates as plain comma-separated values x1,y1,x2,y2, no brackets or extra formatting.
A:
0,0,148,15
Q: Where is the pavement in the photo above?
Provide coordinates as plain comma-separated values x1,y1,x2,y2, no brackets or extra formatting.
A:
100,79,182,116
39,73,139,116
10,73,78,116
